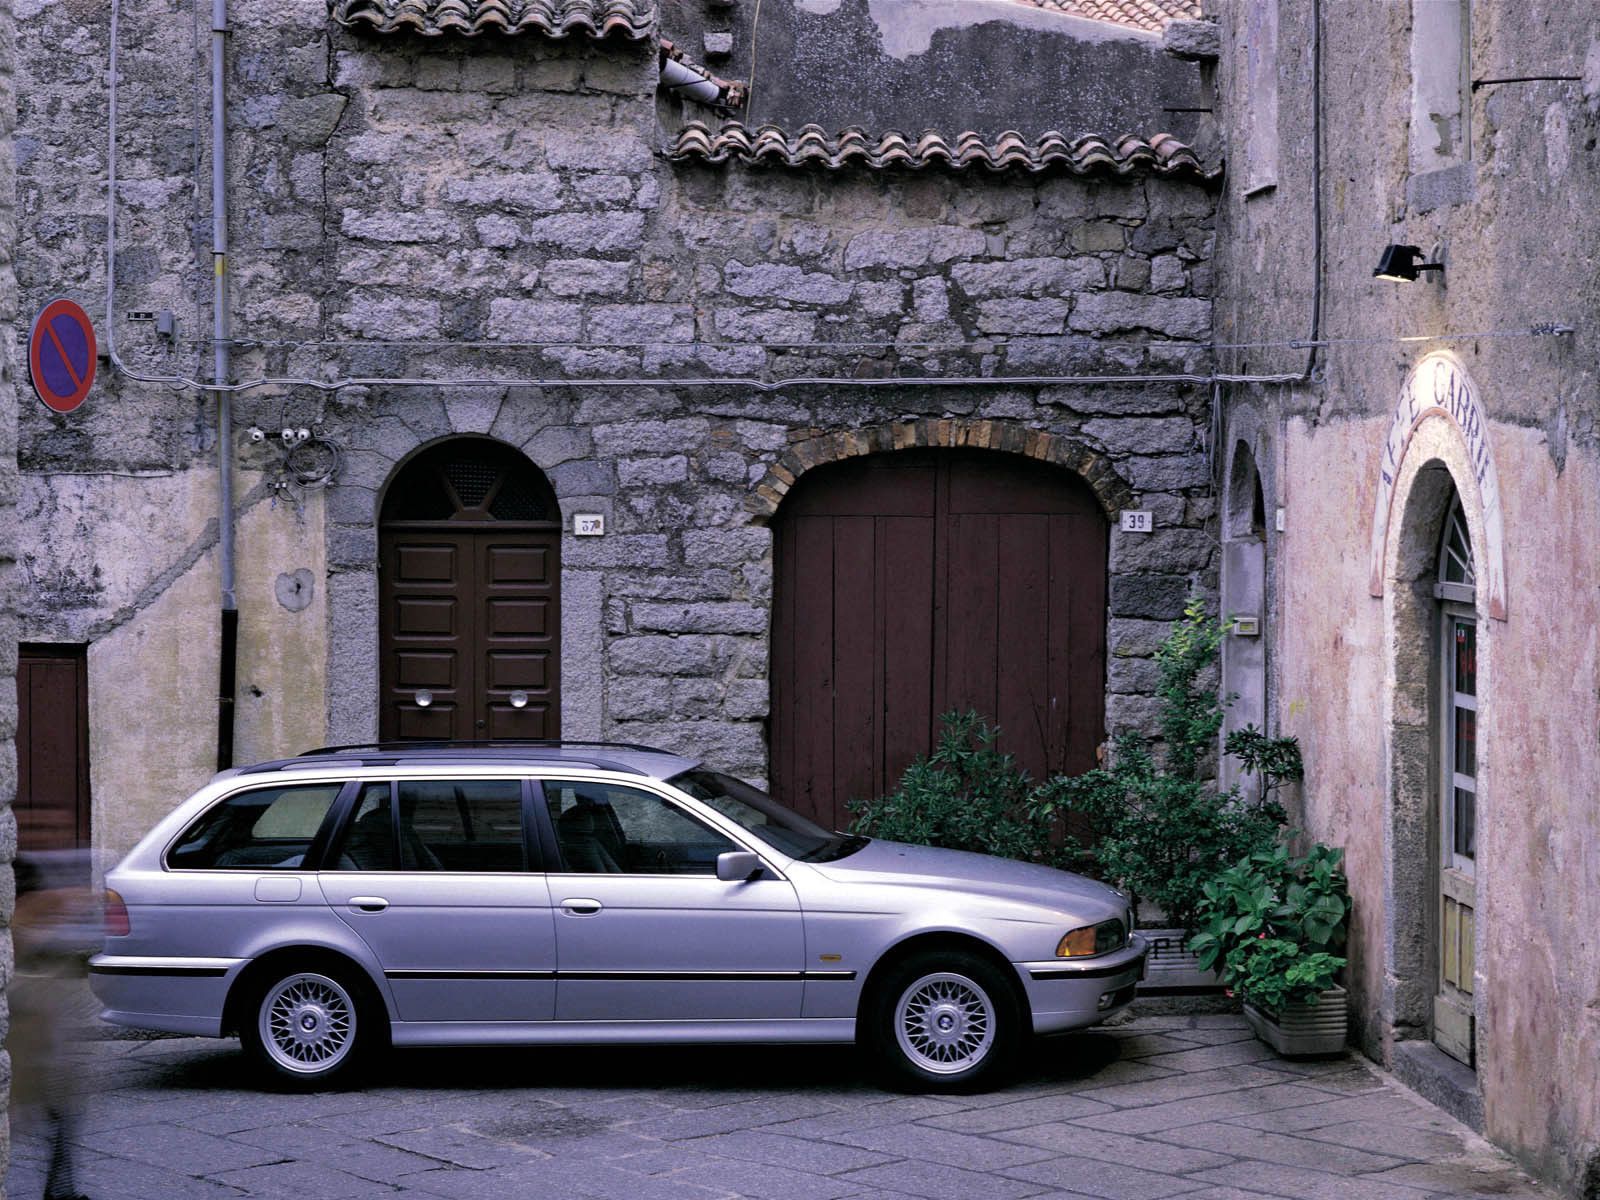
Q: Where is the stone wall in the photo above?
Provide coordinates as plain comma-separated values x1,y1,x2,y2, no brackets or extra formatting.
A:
13,3,1219,836
1,0,19,1166
1210,0,1600,1193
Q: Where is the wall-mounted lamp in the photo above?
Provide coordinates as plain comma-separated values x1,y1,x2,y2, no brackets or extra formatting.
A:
1373,244,1445,282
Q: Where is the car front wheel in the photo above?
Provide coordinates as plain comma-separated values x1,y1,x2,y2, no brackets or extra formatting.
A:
868,950,1022,1092
241,965,374,1087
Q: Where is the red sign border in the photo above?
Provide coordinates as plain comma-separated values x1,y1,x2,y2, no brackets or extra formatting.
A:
28,297,97,414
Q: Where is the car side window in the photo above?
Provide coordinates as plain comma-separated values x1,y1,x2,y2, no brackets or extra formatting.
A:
167,784,343,870
397,779,525,872
329,783,398,871
545,781,737,875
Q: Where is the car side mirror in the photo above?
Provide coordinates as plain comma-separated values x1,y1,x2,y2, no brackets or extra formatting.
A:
716,850,762,882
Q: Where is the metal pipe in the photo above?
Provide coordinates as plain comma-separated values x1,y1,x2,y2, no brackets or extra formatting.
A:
212,0,237,770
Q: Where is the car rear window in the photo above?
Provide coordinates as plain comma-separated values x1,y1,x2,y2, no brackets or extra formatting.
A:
167,784,343,870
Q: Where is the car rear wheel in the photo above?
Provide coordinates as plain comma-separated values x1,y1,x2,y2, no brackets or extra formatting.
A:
868,950,1022,1092
241,965,376,1087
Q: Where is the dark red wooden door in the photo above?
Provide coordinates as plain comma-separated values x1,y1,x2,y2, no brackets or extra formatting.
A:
16,644,91,850
380,439,561,742
771,451,1107,830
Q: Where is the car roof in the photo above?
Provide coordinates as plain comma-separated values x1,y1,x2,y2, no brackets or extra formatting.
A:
220,741,703,783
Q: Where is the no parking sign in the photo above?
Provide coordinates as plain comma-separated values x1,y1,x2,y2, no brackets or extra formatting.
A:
28,298,97,414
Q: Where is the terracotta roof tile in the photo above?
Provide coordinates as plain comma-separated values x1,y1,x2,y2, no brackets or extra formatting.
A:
329,0,655,40
666,122,1220,182
1018,0,1200,34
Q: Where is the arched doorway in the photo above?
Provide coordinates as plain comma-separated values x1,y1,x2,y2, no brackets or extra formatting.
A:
1221,438,1268,797
379,438,561,741
770,449,1108,830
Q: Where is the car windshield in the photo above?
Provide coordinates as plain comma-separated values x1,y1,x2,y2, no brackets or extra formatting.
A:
668,770,867,862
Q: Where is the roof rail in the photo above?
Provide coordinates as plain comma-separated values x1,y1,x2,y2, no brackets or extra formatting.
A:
298,738,677,757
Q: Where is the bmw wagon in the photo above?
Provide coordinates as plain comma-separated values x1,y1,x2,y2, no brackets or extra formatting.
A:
91,743,1147,1090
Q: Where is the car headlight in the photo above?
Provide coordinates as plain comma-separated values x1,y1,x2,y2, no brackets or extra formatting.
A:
1056,918,1126,958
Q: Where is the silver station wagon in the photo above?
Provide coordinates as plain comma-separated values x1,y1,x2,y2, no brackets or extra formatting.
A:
92,743,1147,1090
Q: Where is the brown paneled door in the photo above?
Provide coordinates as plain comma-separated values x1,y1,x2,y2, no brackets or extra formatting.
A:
379,438,562,743
17,644,92,850
771,450,1108,830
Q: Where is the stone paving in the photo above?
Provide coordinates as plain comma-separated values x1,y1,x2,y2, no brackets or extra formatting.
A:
6,1015,1555,1200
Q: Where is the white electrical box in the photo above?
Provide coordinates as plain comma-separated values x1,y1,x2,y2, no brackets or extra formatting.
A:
1119,510,1154,533
1232,616,1261,637
573,513,605,537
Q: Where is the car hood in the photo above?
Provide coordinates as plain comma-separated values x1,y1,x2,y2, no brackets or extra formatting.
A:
807,839,1126,915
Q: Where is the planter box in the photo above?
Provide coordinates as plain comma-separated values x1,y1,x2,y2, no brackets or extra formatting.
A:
1137,928,1223,992
1244,984,1348,1057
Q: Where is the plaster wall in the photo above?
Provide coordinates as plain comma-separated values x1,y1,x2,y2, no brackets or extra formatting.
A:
1211,0,1600,1190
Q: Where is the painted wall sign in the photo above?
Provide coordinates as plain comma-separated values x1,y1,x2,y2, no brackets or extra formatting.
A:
28,298,97,414
1368,350,1507,619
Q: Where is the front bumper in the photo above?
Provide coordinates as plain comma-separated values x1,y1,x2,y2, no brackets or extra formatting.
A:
1016,933,1149,1035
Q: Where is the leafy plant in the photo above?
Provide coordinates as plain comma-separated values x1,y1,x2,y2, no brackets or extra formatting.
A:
1222,939,1344,1012
849,710,1066,866
1032,597,1297,930
1188,838,1350,1011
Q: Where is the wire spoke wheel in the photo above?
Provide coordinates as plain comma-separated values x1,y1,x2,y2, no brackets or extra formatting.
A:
258,972,357,1076
893,971,996,1075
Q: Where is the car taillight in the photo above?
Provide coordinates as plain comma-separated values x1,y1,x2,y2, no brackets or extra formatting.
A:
104,889,130,937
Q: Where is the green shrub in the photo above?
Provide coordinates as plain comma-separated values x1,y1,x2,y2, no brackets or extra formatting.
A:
849,710,1066,866
1031,597,1298,930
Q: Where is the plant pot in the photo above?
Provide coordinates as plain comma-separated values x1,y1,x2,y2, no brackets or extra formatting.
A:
1136,928,1223,993
1243,984,1348,1057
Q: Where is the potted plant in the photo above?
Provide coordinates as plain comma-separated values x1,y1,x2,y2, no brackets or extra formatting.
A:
1033,599,1300,988
1189,840,1351,1055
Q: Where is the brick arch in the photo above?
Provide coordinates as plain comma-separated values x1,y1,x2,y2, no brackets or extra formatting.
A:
746,418,1135,523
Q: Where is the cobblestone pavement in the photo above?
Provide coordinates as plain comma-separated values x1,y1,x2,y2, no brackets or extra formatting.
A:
7,1015,1555,1200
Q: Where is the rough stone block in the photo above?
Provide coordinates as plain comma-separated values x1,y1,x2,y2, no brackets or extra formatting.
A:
609,635,745,676
487,299,583,342
525,212,646,253
593,418,709,456
1081,417,1198,455
712,307,817,343
682,527,771,564
1164,17,1220,60
341,209,457,244
444,173,564,212
1069,292,1212,340
629,602,767,635
335,295,442,339
475,215,521,248
724,260,853,304
975,297,1070,335
1150,255,1186,293
1110,574,1192,619
1123,453,1211,491
587,304,694,344
543,258,632,297
618,455,689,487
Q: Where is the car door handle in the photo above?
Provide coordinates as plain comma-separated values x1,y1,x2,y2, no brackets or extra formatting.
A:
560,899,602,916
349,896,388,914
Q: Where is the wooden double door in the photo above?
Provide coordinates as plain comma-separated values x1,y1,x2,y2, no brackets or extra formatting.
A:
380,528,560,741
771,451,1108,830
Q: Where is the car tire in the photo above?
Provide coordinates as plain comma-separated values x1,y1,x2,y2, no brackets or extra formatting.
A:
239,961,381,1088
866,949,1023,1093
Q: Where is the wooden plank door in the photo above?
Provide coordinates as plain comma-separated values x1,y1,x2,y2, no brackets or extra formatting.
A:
16,644,91,850
479,533,560,740
771,451,1107,830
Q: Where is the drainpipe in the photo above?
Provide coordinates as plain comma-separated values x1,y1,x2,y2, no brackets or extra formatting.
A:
212,0,237,771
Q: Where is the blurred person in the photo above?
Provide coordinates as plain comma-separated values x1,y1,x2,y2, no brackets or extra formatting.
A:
10,850,100,1200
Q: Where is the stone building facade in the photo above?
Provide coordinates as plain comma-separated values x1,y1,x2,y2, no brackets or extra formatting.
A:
1,0,18,1158
13,0,1219,850
1211,0,1600,1193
